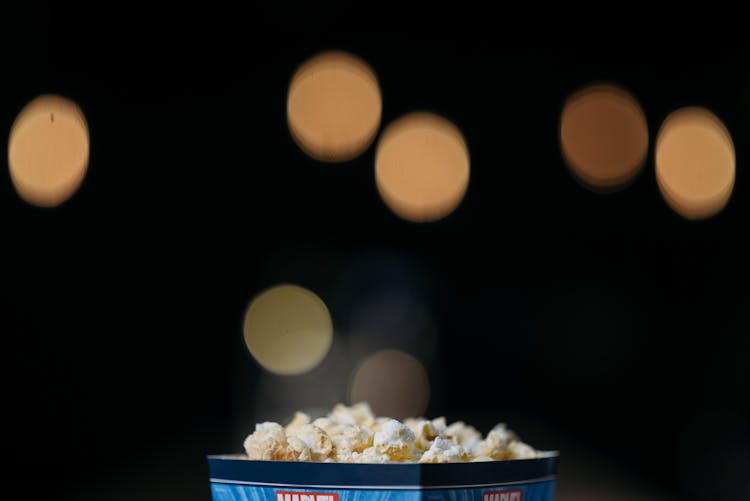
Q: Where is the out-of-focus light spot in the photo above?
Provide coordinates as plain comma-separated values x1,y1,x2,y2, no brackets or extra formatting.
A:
8,95,90,207
375,112,469,222
287,50,382,162
243,284,333,375
560,84,648,191
655,107,735,220
349,349,429,420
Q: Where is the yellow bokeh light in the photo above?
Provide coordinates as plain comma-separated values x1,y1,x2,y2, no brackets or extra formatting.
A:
560,84,648,191
349,349,430,420
287,50,382,162
375,112,470,222
8,95,90,207
243,284,333,375
655,107,735,220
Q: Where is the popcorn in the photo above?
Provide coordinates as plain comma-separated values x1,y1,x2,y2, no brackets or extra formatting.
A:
405,417,446,452
311,417,336,434
419,437,469,463
444,420,482,451
486,423,517,446
505,440,540,459
242,404,539,463
330,423,373,461
286,424,335,461
473,423,521,460
285,436,312,461
349,446,390,464
329,402,376,426
284,411,311,434
371,416,393,432
373,418,417,461
243,422,288,460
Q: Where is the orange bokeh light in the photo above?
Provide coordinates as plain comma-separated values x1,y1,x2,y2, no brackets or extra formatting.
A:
8,95,90,207
560,84,648,191
287,51,382,162
349,349,430,420
375,112,469,222
655,107,735,220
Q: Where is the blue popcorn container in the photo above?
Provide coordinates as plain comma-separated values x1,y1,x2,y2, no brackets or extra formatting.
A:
207,452,559,501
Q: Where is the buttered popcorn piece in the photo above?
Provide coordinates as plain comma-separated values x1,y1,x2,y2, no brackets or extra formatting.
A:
284,411,311,434
311,416,336,435
486,423,517,446
329,402,376,426
285,436,312,461
242,404,540,463
243,422,288,460
373,419,417,461
330,423,373,461
505,439,539,459
471,423,539,460
405,417,446,451
349,446,390,464
286,424,335,461
419,437,469,463
367,416,399,434
473,422,518,459
444,421,482,451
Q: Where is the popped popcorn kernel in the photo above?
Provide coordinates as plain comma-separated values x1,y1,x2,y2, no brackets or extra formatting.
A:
330,423,374,459
473,423,518,459
330,402,376,426
311,417,336,435
241,404,539,463
373,419,417,461
287,423,335,461
505,440,540,459
419,437,469,463
285,411,311,434
405,417,446,451
243,422,288,460
349,446,391,464
285,436,312,461
370,416,393,432
444,421,482,450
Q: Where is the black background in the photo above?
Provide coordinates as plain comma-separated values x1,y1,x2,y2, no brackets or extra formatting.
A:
2,3,749,500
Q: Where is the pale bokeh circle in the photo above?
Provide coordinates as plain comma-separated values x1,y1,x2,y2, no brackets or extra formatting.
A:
243,284,333,375
655,107,735,220
375,112,470,222
560,84,648,190
348,349,430,420
287,50,382,162
8,95,90,207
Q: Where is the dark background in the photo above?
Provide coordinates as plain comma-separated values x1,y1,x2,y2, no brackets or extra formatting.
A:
2,3,748,500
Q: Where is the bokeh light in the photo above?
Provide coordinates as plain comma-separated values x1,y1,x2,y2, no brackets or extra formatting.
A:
655,107,735,220
560,84,648,191
287,50,382,162
349,349,429,420
375,112,470,222
8,94,90,207
243,284,333,375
